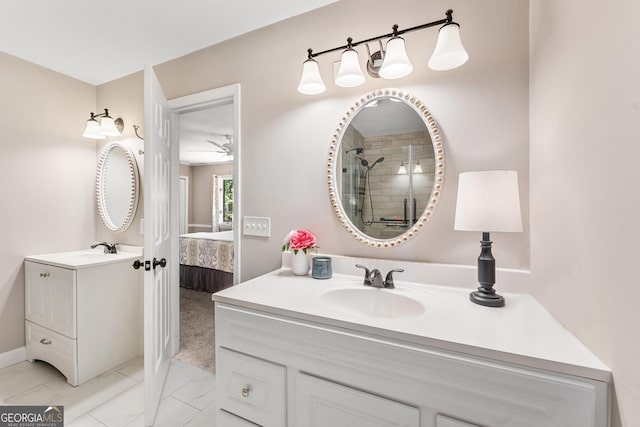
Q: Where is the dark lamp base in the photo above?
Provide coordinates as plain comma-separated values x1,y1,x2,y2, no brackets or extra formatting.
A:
470,289,505,307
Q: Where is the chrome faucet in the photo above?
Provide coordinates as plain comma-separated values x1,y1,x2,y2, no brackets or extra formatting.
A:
91,242,118,254
356,265,404,289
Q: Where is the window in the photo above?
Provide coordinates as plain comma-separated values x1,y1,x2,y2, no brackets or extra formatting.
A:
215,175,233,226
222,177,233,223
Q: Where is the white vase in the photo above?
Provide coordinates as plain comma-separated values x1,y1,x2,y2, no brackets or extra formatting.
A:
290,251,309,276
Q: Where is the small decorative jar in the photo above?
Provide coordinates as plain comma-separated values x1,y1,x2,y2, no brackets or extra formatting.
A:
312,256,332,279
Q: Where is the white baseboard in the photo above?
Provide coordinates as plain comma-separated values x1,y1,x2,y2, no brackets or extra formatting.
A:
0,346,27,369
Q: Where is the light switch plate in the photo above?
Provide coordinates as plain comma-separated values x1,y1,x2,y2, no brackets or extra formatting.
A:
243,216,271,237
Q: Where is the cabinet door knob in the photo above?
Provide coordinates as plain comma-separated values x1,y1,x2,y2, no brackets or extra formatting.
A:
40,338,52,345
241,387,251,398
39,272,50,278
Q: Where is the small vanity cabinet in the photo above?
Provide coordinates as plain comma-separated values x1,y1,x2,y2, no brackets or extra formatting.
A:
24,250,141,386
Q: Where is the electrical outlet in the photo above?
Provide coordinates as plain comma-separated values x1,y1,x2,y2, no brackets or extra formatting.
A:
243,216,271,237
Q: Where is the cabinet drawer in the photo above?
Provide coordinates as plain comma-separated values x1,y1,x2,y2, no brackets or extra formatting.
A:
25,261,76,338
218,410,261,426
217,347,285,427
25,321,77,385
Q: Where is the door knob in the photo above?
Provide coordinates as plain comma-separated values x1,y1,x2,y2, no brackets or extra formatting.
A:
132,260,143,270
153,258,167,269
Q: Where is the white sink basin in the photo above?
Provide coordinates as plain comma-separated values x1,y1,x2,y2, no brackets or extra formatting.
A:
321,287,425,319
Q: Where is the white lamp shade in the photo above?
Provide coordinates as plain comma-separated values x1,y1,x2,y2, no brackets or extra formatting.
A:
397,162,407,175
428,23,469,71
454,170,522,232
99,116,121,136
82,119,105,139
297,58,326,95
379,37,413,79
413,162,423,173
335,48,365,87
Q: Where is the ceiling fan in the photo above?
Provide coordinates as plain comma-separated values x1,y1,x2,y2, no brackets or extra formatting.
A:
206,134,233,156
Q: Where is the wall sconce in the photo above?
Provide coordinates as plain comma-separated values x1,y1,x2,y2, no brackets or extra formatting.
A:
82,109,124,139
454,170,523,307
397,162,407,175
414,161,423,173
297,9,468,95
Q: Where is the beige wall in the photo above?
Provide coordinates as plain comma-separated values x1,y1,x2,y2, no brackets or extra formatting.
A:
95,71,145,246
0,51,97,353
530,0,640,425
156,0,531,281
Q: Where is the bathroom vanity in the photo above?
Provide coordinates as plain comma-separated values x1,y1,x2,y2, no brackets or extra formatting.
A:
213,256,610,427
24,248,142,386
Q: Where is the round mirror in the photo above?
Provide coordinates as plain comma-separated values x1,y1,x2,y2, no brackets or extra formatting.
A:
96,142,140,232
328,89,444,248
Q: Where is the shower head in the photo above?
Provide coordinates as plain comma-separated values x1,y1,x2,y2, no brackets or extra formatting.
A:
372,157,385,167
356,156,369,167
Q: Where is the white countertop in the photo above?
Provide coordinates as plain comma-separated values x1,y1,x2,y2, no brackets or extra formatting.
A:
214,265,611,383
26,246,142,269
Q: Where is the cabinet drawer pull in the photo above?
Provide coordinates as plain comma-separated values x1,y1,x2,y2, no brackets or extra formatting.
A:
40,338,52,345
39,272,50,278
241,387,251,398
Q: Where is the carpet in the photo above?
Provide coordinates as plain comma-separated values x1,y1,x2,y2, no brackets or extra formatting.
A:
174,288,216,372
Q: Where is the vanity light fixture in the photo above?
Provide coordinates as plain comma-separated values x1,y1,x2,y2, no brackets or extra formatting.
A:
83,109,123,139
454,170,523,307
297,9,468,95
414,161,423,173
397,162,408,175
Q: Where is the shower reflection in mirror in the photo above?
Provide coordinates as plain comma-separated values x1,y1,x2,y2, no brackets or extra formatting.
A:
341,116,434,240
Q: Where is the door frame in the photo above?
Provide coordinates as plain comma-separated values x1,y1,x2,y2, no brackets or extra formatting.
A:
178,175,189,234
168,83,241,355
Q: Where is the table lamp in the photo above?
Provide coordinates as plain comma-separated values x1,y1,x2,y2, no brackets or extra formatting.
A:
454,170,523,307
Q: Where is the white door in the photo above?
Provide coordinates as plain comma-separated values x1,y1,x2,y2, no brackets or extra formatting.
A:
143,65,179,426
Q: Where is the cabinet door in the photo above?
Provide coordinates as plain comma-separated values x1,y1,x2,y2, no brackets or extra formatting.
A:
25,261,76,338
295,373,419,427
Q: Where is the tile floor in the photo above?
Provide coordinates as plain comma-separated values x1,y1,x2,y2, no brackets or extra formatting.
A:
0,357,216,426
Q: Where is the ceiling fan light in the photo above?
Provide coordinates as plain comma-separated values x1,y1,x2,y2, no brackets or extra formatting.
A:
428,22,469,71
297,58,326,95
379,36,413,79
335,48,365,87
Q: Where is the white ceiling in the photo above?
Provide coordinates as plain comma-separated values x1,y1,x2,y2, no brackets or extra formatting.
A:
179,102,234,166
0,0,337,165
0,0,337,86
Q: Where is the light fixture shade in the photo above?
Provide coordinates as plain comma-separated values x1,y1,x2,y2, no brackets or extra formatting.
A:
414,161,423,173
428,23,469,71
454,170,522,232
82,119,105,139
398,162,407,175
297,58,326,95
335,48,365,87
379,36,413,79
99,116,121,136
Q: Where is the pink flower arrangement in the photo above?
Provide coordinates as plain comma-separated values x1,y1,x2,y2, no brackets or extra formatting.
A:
282,229,318,254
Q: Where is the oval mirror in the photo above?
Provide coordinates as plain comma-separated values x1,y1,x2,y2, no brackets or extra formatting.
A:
328,89,444,248
96,142,140,232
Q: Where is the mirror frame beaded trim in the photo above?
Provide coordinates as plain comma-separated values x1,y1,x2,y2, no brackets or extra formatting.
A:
327,88,444,248
96,142,140,233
